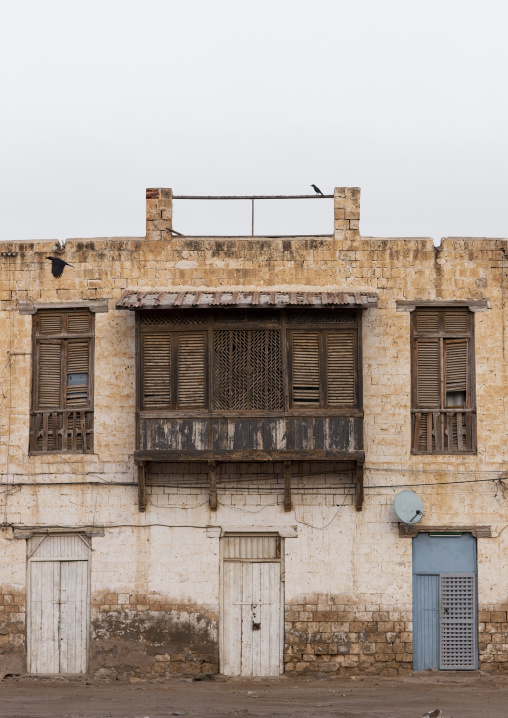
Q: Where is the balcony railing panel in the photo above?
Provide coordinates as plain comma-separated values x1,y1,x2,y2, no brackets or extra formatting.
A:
29,410,94,453
136,414,363,461
412,409,475,453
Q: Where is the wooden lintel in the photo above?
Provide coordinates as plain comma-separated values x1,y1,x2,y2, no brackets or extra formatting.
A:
138,462,147,512
355,461,364,512
209,461,218,511
398,524,491,538
284,461,292,512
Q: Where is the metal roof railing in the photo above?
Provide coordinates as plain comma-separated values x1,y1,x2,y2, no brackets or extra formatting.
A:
172,194,333,237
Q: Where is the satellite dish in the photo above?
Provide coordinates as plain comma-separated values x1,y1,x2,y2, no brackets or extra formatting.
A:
394,490,424,524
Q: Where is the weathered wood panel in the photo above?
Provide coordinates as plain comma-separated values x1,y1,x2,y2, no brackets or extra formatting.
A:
222,538,282,676
212,418,286,451
28,535,90,674
289,416,361,452
139,415,362,454
141,418,209,451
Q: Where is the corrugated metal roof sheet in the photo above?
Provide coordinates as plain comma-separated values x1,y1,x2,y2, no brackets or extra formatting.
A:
115,290,378,309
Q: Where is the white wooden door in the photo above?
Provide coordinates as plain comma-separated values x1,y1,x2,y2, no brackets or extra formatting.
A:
28,535,90,674
221,535,282,676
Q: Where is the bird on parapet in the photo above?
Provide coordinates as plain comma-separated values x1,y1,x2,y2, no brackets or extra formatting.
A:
311,184,324,196
46,256,74,278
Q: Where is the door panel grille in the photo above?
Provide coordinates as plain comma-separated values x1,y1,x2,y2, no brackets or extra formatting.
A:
440,573,476,669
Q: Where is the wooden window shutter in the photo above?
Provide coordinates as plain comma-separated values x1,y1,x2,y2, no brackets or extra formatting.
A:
292,331,320,405
67,311,92,334
416,312,440,333
176,332,206,408
38,314,63,335
142,333,171,408
444,339,468,407
37,341,62,409
444,311,469,334
65,340,90,408
326,331,356,406
415,339,441,408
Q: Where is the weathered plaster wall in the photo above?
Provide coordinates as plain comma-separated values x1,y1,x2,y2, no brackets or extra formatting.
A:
0,187,507,676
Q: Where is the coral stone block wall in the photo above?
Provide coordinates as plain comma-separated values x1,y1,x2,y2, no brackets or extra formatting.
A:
284,598,413,676
0,589,25,676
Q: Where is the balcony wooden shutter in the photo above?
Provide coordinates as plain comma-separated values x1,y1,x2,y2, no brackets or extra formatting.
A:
177,332,206,408
37,341,62,409
326,331,356,406
142,333,171,408
416,339,441,408
292,331,320,405
65,340,90,407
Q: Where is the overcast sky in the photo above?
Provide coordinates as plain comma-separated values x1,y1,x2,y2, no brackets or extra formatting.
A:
1,0,507,241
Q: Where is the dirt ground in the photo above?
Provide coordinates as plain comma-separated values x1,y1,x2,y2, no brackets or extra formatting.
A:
0,673,507,718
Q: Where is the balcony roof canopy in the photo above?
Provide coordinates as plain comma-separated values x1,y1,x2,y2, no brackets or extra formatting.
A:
116,289,378,310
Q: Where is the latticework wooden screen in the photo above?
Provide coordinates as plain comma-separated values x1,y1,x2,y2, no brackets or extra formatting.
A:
213,330,284,410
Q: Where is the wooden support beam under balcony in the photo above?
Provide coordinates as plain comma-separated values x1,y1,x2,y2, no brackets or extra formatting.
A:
355,461,364,512
134,449,365,462
284,461,292,512
138,462,147,512
209,461,218,511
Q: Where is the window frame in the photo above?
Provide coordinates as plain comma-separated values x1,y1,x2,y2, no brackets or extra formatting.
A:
410,308,476,454
30,309,95,454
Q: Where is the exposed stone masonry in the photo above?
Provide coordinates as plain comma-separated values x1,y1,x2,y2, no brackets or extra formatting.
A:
0,590,25,676
478,606,508,672
284,597,412,676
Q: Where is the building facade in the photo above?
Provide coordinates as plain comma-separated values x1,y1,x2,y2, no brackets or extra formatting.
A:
0,187,507,678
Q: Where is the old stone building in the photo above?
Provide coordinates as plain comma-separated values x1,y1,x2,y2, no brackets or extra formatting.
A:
0,187,507,678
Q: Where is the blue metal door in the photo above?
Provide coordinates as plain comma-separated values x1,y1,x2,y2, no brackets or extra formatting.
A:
412,533,477,671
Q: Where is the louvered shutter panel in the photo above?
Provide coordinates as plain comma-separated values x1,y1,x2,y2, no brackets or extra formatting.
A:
177,332,206,408
65,340,90,407
445,340,468,396
326,331,356,406
416,339,441,408
292,331,320,405
38,341,62,408
416,312,440,333
142,333,171,408
444,311,469,334
38,314,62,335
67,312,91,334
